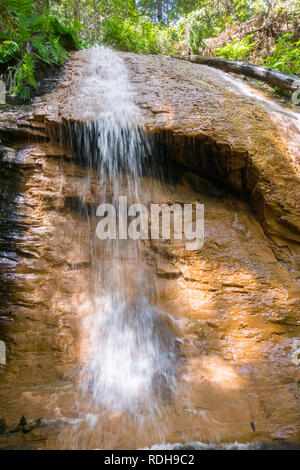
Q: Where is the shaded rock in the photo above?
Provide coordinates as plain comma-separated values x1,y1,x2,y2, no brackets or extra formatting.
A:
0,416,6,434
22,418,42,434
157,260,181,279
19,415,27,427
6,416,43,435
7,424,22,434
7,415,26,433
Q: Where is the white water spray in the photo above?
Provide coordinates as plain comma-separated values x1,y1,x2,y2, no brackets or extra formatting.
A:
68,46,178,415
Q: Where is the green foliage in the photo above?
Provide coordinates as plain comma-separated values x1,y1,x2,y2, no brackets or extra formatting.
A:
185,8,216,53
50,16,83,49
0,41,19,63
1,0,299,99
13,53,36,100
264,34,300,75
100,6,220,55
0,1,83,100
31,35,68,65
233,0,253,21
102,15,160,53
216,34,256,60
101,11,189,55
9,0,34,16
156,21,185,55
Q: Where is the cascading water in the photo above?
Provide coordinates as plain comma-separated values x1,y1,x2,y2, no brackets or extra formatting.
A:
1,43,300,451
59,53,299,449
60,46,181,446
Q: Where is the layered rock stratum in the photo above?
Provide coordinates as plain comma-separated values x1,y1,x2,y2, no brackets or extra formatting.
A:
0,49,299,449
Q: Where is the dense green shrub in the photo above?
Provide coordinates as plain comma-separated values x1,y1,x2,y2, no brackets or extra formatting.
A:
0,41,19,63
0,0,83,100
101,15,160,54
216,34,256,61
13,53,36,100
185,8,216,53
264,34,300,76
156,21,186,55
101,7,218,55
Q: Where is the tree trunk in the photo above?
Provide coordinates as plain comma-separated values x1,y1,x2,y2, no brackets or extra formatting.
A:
74,1,81,21
157,0,163,22
173,55,299,92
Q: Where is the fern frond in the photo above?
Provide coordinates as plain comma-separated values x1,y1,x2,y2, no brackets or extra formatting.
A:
31,35,67,65
49,16,83,50
49,37,68,64
9,0,34,16
31,36,53,64
13,53,36,100
23,14,48,33
0,40,19,63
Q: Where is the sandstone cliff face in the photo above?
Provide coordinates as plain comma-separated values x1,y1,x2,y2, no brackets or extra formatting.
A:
0,50,299,449
41,51,300,276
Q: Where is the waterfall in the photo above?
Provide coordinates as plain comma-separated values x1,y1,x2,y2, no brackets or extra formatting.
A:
1,42,299,451
65,46,179,423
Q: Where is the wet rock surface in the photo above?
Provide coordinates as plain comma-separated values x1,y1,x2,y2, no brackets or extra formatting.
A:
24,50,300,279
0,50,299,449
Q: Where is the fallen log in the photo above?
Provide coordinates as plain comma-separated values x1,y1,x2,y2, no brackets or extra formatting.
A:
173,55,299,92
